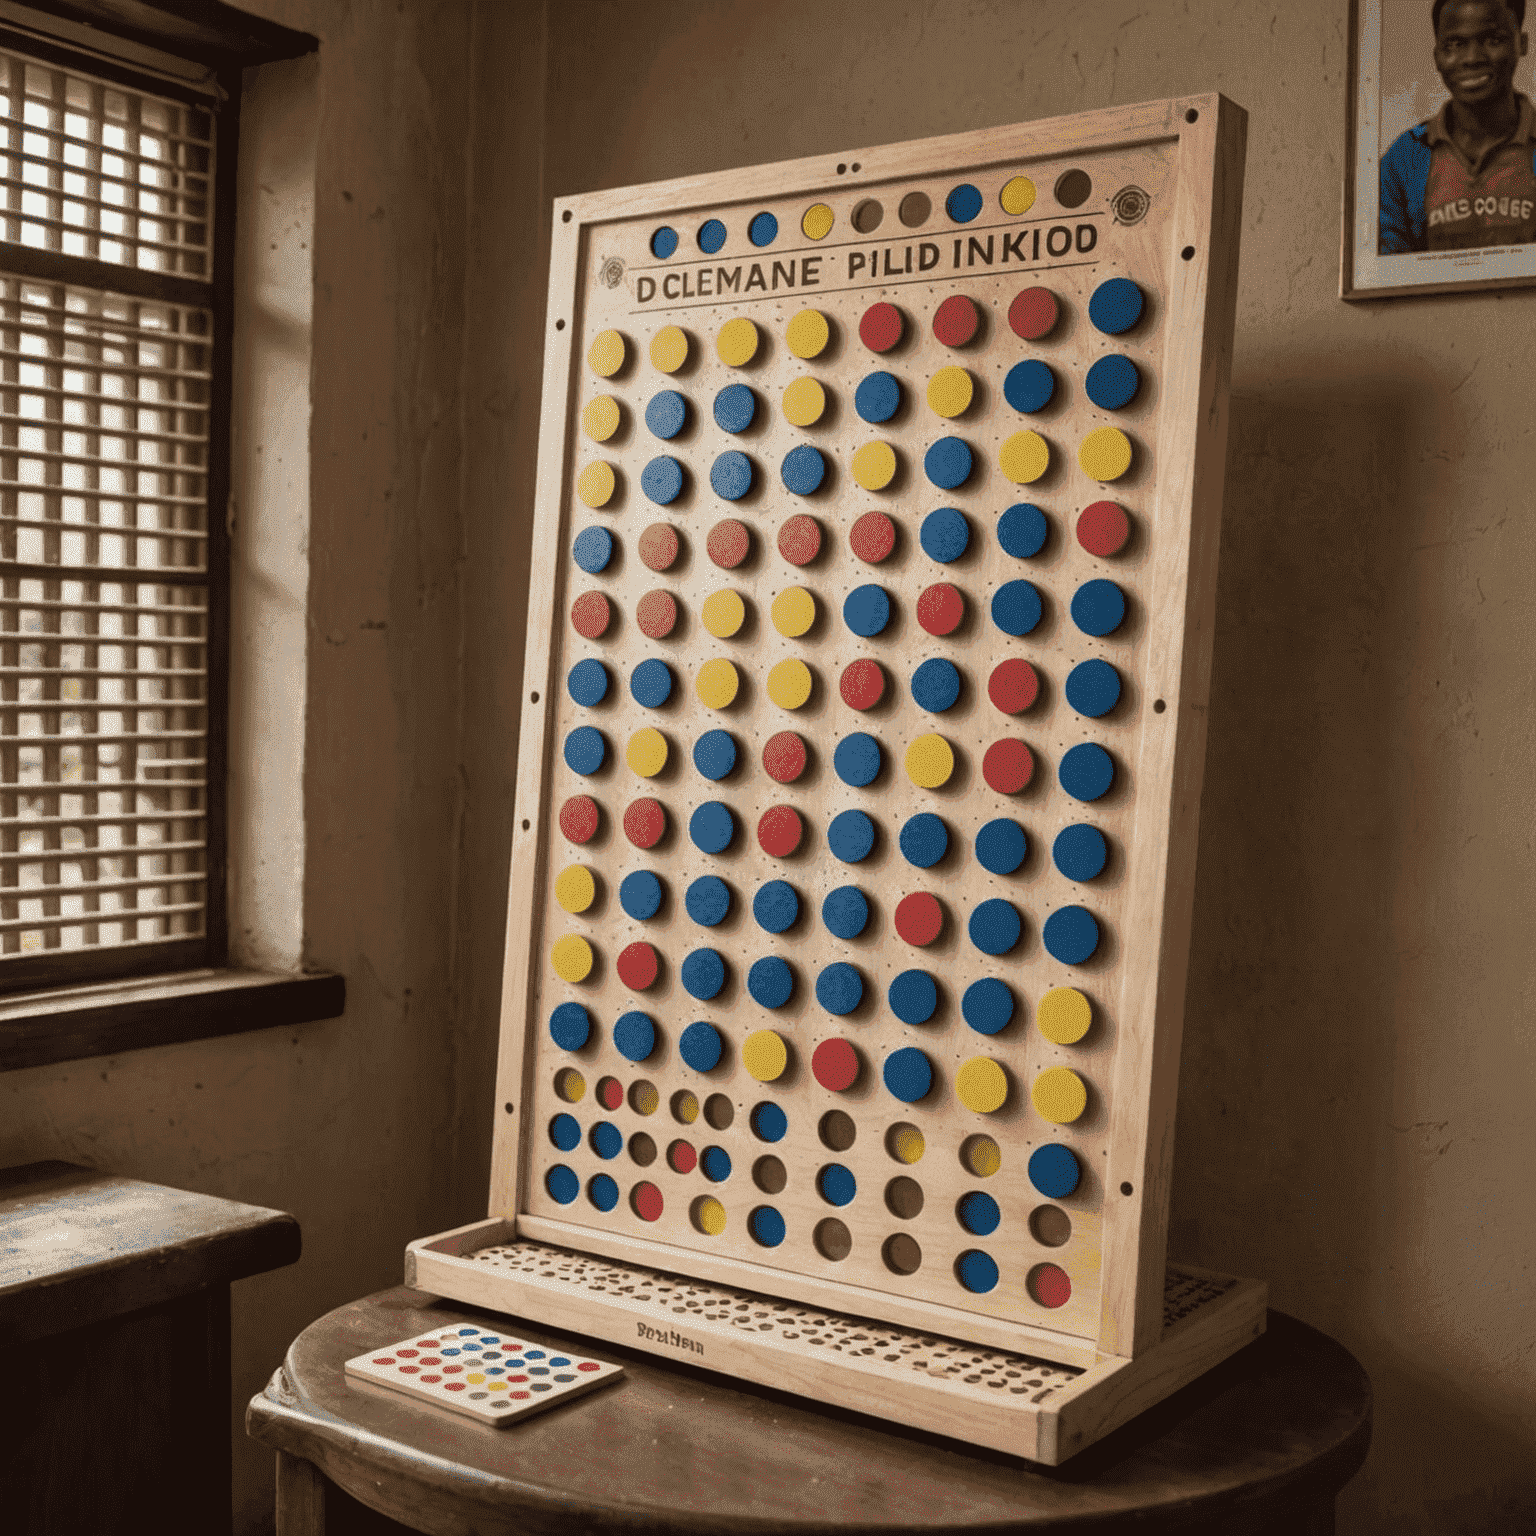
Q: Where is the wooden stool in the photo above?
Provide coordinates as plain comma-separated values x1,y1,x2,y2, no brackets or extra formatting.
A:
248,1286,1370,1535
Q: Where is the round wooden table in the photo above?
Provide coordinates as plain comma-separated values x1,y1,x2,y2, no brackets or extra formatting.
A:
247,1286,1370,1535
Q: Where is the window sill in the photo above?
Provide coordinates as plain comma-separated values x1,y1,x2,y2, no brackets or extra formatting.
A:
0,967,345,1073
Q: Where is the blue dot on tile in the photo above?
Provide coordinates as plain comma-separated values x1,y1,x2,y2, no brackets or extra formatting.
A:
641,455,684,505
1003,359,1055,414
590,1121,623,1160
748,956,794,1009
681,948,726,1000
957,1191,1001,1236
713,382,756,434
821,885,869,939
888,968,938,1025
698,218,727,254
685,875,732,926
748,211,778,246
1053,824,1108,882
1071,579,1126,637
946,183,983,222
619,870,663,921
710,450,753,501
920,507,970,563
1085,354,1140,410
1043,905,1100,965
882,1047,932,1103
563,726,605,776
749,1205,785,1246
751,1102,788,1142
910,658,960,713
650,226,678,259
1029,1143,1081,1199
630,658,673,708
833,733,881,788
842,584,890,637
701,1145,732,1182
693,729,737,781
969,898,1022,955
998,502,1048,558
816,962,863,1015
690,801,735,854
781,444,826,496
753,880,799,934
962,978,1013,1036
546,1165,579,1204
572,525,613,574
645,390,688,439
1059,743,1115,802
549,1002,591,1051
900,813,948,868
992,579,1042,636
1065,658,1121,717
975,818,1027,875
854,371,901,424
924,436,972,490
957,1249,999,1293
1088,277,1144,335
818,1163,857,1205
613,1010,656,1062
679,1020,723,1071
550,1113,581,1151
566,658,609,708
588,1174,619,1212
828,809,876,863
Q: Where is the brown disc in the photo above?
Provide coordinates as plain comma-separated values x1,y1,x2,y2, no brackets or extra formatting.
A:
707,518,752,570
777,514,822,567
638,522,680,571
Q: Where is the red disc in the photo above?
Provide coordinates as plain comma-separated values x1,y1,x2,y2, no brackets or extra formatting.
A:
616,941,659,990
778,513,822,566
597,1075,624,1110
570,591,611,639
1077,500,1130,557
983,739,1035,794
559,794,599,844
1029,1262,1072,1309
849,511,896,564
623,797,666,849
988,659,1040,715
894,892,944,947
638,522,680,571
1008,286,1059,341
707,518,751,569
667,1140,697,1174
631,1182,664,1221
916,583,964,636
839,659,886,711
812,1038,859,1092
932,294,980,347
757,805,804,858
762,731,808,783
859,301,904,353
635,589,678,639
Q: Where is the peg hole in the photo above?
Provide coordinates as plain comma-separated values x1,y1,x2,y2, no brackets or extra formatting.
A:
1120,1181,1135,1196
836,162,847,174
1185,108,1199,123
556,318,566,329
521,819,530,831
1153,699,1166,713
1181,246,1195,261
562,209,572,222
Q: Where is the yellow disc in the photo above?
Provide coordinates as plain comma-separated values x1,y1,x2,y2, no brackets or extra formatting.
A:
581,395,621,442
743,1029,788,1081
626,726,669,777
962,1134,1001,1177
550,934,594,984
801,202,835,240
771,586,816,638
1000,175,1037,215
905,733,955,789
694,1196,727,1236
786,309,830,359
767,658,813,710
701,589,745,639
695,658,740,709
673,1090,699,1124
649,325,689,374
1032,1066,1088,1124
555,1067,586,1102
999,430,1050,484
630,1081,659,1115
956,1056,1009,1113
716,316,760,367
782,376,826,426
889,1124,925,1164
926,366,974,419
576,461,616,508
554,864,596,914
1079,426,1133,482
588,329,626,377
487,1381,507,1393
466,1372,486,1385
1038,987,1092,1045
851,440,897,491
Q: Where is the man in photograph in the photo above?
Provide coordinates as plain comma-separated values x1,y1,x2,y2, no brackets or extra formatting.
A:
1379,0,1536,251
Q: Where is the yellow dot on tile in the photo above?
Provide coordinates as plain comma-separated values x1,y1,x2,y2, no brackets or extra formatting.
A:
488,1381,508,1393
701,589,746,639
630,1081,659,1115
717,316,759,367
802,203,835,240
999,431,1050,484
588,329,626,377
771,586,816,638
1000,175,1037,215
555,1067,586,1102
695,1196,727,1235
696,658,740,709
962,1134,1001,1177
767,658,813,710
905,733,954,788
889,1124,925,1164
626,727,669,777
927,366,974,418
466,1372,486,1385
576,461,616,508
554,864,596,914
786,309,830,359
650,325,689,374
582,395,621,442
1038,987,1092,1045
743,1029,788,1081
1079,426,1133,482
782,376,826,427
956,1057,1008,1113
673,1090,699,1123
551,934,594,983
851,440,897,491
1032,1066,1088,1124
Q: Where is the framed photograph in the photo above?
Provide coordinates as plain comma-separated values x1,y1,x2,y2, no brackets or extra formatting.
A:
1344,0,1536,299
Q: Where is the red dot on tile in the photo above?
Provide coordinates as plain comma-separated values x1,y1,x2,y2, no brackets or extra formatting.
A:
778,514,822,566
707,518,751,569
444,1383,466,1392
623,798,666,849
616,941,659,990
762,731,808,783
421,1374,442,1383
933,294,980,347
398,1349,420,1357
1030,1262,1072,1308
372,1357,396,1365
669,1140,696,1173
983,739,1034,794
639,522,680,572
840,659,886,711
560,794,600,844
988,659,1040,715
636,589,678,639
1077,500,1130,557
597,1076,623,1109
916,583,964,636
757,805,804,858
570,591,611,639
812,1037,859,1092
894,892,944,946
399,1366,420,1374
849,511,896,564
859,301,904,353
577,1361,601,1372
1009,286,1059,341
509,1390,532,1400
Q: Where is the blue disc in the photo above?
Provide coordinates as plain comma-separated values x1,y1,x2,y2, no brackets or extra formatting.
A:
1088,277,1144,335
641,455,684,505
924,436,973,489
946,183,983,222
1028,1143,1081,1199
748,211,778,246
549,1113,581,1152
998,503,1049,558
613,1010,656,1062
969,898,1022,955
562,726,605,776
900,813,948,868
678,1020,723,1071
681,948,726,1000
992,579,1042,636
698,218,727,254
1003,359,1056,414
1065,658,1121,717
690,801,736,854
888,969,938,1025
962,978,1014,1036
920,507,970,563
975,818,1027,875
1085,354,1141,410
1043,905,1100,965
701,1145,732,1182
590,1122,623,1160
619,870,663,922
1071,579,1126,636
833,733,881,788
749,1205,785,1246
1054,824,1108,882
546,1166,579,1204
957,1191,1001,1236
1059,742,1115,802
645,390,688,439
822,886,870,938
842,584,891,637
713,382,756,434
748,956,794,1009
711,450,753,501
827,809,876,863
854,371,901,424
566,658,609,708
572,525,613,573
650,226,678,259
882,1047,933,1103
549,1001,591,1051
751,1102,788,1142
685,875,732,926
753,880,799,933
588,1174,619,1212
911,658,960,713
693,729,738,781
818,1164,857,1205
630,658,674,708
781,444,826,495
816,962,863,1015
957,1249,999,1293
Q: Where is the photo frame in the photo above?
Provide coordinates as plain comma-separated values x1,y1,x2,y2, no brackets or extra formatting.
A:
1344,0,1536,299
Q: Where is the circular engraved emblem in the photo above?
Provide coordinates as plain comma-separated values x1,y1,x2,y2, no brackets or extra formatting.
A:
1110,185,1150,225
599,257,625,288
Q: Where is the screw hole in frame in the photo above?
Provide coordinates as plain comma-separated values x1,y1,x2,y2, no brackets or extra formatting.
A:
504,1102,514,1114
850,161,861,172
531,691,540,703
1185,108,1199,123
1153,698,1166,713
521,819,530,831
1181,247,1195,261
836,162,847,175
562,209,572,222
556,318,566,329
1120,1181,1135,1196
